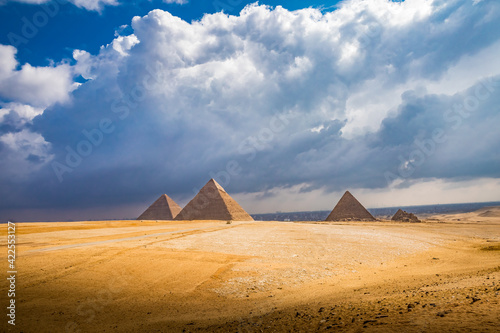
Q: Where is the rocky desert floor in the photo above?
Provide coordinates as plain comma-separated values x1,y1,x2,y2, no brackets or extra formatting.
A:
1,208,499,332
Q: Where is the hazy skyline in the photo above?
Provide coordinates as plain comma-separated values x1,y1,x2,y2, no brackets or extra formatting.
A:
1,0,499,221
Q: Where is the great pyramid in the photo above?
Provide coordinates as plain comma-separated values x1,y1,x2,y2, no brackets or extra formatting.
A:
391,209,420,222
137,194,182,220
175,179,254,221
325,191,376,221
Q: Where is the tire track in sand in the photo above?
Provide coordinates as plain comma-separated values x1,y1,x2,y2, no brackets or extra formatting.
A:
23,221,254,254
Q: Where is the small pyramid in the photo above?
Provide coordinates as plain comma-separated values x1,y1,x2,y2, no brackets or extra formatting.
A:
325,191,376,221
175,179,254,221
391,209,420,222
137,194,181,220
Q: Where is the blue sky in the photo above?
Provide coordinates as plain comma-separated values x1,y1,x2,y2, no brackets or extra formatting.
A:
1,0,499,221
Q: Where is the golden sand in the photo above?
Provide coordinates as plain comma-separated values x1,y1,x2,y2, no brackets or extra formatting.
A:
1,211,499,332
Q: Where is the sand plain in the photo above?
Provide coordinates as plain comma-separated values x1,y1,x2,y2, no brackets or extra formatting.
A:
1,210,499,332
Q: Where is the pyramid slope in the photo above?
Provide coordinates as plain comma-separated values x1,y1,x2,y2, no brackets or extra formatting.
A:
137,194,181,220
325,191,376,221
175,179,254,221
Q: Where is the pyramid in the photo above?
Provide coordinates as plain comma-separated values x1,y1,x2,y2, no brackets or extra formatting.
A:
325,191,376,221
137,194,182,220
391,209,420,222
175,179,254,221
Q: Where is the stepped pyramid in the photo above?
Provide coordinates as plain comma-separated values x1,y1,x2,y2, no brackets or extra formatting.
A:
325,191,376,221
137,194,182,220
391,209,420,222
175,179,254,221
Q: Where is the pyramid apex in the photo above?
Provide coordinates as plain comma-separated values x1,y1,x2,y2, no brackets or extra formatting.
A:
205,178,226,192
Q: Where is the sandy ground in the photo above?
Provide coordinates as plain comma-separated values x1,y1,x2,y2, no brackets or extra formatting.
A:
1,210,499,332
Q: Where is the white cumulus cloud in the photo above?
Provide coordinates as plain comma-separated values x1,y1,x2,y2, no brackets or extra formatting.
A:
0,44,75,108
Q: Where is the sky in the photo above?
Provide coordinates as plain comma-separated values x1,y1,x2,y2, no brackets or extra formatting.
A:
0,0,499,221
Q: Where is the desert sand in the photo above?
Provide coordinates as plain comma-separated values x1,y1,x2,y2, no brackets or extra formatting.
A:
1,209,499,332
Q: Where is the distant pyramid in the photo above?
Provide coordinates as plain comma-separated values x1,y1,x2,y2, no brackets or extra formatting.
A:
175,179,254,221
325,191,376,221
391,209,420,222
137,194,181,220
